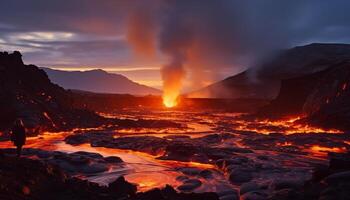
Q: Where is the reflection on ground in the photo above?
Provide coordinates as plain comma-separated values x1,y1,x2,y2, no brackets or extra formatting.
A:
1,109,349,193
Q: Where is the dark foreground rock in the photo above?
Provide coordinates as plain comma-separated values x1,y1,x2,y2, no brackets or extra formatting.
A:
0,152,219,200
0,51,105,134
266,152,350,200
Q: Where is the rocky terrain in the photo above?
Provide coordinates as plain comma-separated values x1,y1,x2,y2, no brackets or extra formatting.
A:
0,150,219,200
0,51,184,135
260,58,350,130
1,45,350,200
0,51,105,133
70,91,268,113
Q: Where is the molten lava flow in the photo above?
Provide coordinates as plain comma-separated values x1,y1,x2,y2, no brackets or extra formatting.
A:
309,145,347,156
161,58,185,108
234,116,343,135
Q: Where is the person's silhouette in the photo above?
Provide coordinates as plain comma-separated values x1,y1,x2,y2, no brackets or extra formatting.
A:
11,119,26,157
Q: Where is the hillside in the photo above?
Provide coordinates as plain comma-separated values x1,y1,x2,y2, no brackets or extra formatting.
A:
42,68,161,96
259,59,350,130
190,43,350,99
0,51,104,133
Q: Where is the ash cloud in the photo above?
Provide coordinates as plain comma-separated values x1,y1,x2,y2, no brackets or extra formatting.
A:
127,0,350,93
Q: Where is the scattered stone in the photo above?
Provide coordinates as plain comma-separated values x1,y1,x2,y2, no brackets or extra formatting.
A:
240,190,268,200
177,179,202,191
104,156,123,163
218,189,239,200
199,169,213,179
268,188,299,200
176,175,189,182
229,169,253,184
178,167,201,176
240,182,260,195
80,163,108,174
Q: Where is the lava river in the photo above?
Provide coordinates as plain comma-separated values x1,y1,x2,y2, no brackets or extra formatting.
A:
1,109,349,194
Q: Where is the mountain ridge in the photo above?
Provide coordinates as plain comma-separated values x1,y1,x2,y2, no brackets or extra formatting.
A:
42,67,161,96
189,43,350,99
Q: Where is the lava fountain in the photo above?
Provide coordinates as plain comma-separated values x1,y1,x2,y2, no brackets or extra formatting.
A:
161,59,185,108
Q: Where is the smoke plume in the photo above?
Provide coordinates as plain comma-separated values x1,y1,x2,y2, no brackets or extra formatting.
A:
126,0,344,100
126,8,156,58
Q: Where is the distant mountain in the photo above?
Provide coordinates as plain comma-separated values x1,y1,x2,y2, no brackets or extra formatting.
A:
189,43,350,99
42,68,161,96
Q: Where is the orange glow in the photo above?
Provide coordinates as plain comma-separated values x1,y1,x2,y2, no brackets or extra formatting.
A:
234,116,343,135
310,145,347,156
277,142,293,146
161,63,185,108
163,93,178,108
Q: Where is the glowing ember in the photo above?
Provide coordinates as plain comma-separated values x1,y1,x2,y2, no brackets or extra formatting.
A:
277,142,293,146
342,83,347,90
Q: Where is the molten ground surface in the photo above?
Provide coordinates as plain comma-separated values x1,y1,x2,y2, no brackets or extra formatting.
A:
1,109,349,198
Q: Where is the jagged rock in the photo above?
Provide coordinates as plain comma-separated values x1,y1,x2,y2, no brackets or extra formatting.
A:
0,51,105,133
108,176,137,197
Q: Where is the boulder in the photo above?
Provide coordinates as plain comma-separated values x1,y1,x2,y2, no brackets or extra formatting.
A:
229,169,253,184
177,179,202,191
240,182,260,195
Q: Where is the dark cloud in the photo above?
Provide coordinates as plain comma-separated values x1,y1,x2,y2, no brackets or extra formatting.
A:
0,0,350,89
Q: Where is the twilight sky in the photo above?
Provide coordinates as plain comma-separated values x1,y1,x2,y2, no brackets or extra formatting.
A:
1,0,350,90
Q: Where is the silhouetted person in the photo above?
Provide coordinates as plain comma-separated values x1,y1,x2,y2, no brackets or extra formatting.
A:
11,119,26,157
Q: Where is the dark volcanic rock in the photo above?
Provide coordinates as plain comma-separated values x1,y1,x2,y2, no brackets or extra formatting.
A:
301,61,350,131
177,179,202,191
229,169,253,184
65,134,90,145
240,182,261,195
0,152,220,200
130,184,219,200
294,152,350,200
0,51,105,133
259,51,350,130
108,176,137,197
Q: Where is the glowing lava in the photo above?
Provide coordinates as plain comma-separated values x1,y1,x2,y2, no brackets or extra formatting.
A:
162,93,178,108
234,116,343,135
309,145,347,156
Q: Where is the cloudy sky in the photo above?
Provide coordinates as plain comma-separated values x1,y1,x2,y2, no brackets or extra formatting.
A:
1,0,350,90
